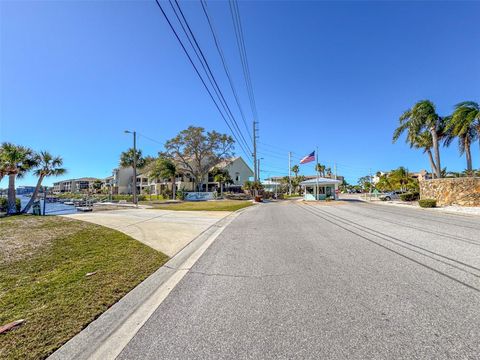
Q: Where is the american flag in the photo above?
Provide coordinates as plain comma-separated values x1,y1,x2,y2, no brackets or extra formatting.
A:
300,151,315,164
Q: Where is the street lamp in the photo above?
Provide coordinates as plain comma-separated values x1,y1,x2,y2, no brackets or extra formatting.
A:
124,130,137,206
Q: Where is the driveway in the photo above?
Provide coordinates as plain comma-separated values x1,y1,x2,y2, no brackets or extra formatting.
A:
63,209,229,257
117,200,480,359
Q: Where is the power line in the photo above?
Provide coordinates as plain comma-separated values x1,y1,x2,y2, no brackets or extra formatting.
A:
169,0,252,156
153,0,252,161
200,0,252,141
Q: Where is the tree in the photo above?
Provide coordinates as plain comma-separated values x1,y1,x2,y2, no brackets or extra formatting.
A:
149,157,178,200
315,163,325,177
212,167,233,198
393,100,445,178
120,148,146,169
410,131,438,178
0,143,36,214
163,126,234,191
445,101,480,173
291,165,299,178
22,151,66,213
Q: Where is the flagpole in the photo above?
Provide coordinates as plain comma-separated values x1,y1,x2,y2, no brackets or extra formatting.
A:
316,146,319,200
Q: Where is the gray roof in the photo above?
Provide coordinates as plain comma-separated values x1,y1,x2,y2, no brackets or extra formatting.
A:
300,177,341,186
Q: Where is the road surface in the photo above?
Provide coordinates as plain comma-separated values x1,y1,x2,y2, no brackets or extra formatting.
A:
118,200,480,359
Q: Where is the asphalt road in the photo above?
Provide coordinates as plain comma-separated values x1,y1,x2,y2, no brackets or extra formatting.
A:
118,200,480,359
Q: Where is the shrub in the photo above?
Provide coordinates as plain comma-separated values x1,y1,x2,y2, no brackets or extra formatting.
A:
0,197,21,212
224,193,252,200
400,192,420,202
419,199,437,208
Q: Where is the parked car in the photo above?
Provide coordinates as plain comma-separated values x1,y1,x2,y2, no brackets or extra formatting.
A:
379,191,406,201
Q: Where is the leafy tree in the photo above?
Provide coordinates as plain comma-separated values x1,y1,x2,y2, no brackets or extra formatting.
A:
149,157,178,200
393,100,445,178
163,126,234,191
445,101,480,173
22,151,66,213
358,176,373,192
0,143,36,214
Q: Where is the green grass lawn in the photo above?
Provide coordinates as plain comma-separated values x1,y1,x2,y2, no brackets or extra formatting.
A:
146,200,253,212
0,216,168,360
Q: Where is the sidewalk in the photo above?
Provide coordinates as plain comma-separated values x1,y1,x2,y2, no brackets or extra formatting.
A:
63,208,230,257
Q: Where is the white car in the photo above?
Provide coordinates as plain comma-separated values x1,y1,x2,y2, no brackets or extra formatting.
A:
380,191,405,201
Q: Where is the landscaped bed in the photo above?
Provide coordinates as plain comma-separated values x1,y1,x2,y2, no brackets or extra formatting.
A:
0,215,168,360
145,200,254,212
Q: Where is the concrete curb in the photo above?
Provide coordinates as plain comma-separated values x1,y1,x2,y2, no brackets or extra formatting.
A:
49,206,254,360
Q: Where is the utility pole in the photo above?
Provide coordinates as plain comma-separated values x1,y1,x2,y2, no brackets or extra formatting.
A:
288,152,292,196
125,130,137,206
253,120,258,183
334,162,337,180
258,158,261,182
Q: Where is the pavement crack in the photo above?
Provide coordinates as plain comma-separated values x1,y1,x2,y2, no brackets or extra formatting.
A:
164,265,293,279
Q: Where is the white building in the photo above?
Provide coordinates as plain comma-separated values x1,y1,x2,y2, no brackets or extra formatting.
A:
300,177,341,200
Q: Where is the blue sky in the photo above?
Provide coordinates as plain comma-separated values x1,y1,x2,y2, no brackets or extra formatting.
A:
1,0,479,187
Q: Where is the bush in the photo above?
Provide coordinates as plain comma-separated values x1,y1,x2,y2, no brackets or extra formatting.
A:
400,192,420,202
419,199,437,208
224,193,252,200
0,197,21,212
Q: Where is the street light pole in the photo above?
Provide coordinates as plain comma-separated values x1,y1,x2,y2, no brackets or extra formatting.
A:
125,130,137,206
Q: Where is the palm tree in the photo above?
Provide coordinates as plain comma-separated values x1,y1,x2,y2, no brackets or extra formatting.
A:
291,165,299,178
393,100,445,178
22,151,66,213
325,167,332,177
410,131,438,178
213,169,232,198
120,148,145,169
149,158,177,200
1,143,36,214
315,163,325,177
446,101,480,173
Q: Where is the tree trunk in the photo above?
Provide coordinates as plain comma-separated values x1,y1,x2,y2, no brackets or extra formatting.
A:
171,176,176,200
430,128,442,178
465,137,473,173
426,149,437,179
7,174,17,214
22,175,44,213
220,182,223,198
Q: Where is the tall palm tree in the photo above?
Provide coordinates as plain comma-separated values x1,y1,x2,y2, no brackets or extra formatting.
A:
291,165,299,178
393,100,445,178
1,143,36,214
315,163,325,177
22,151,66,213
446,101,480,172
120,148,145,169
410,131,438,178
149,158,177,200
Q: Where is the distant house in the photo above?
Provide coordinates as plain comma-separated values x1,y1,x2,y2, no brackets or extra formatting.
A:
53,177,101,194
116,156,254,196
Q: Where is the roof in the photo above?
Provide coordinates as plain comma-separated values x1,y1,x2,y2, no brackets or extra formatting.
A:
300,177,341,186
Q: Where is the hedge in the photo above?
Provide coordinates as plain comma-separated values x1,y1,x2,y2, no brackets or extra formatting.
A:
418,199,437,208
400,192,420,202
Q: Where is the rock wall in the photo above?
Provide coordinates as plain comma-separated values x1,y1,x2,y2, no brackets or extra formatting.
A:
419,177,480,206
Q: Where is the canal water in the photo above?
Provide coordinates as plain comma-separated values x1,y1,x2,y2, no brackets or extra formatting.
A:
18,195,78,215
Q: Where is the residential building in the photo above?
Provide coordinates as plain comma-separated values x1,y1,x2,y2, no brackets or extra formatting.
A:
124,156,254,196
52,178,101,194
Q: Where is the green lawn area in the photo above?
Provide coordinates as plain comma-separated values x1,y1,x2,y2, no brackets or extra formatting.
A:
146,200,253,212
0,215,168,360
